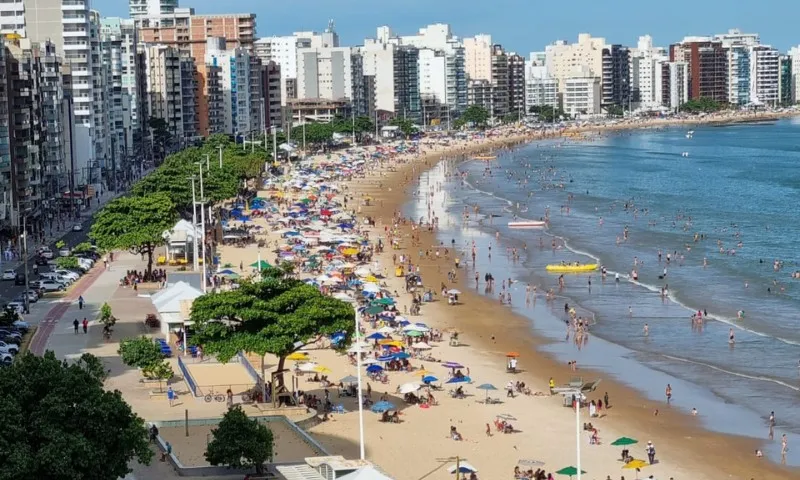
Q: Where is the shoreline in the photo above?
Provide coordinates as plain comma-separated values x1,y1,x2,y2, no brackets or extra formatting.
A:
345,124,796,478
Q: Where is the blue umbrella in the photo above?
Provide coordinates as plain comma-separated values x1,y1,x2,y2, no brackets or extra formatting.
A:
377,355,395,362
446,376,472,384
371,400,395,413
366,365,383,373
476,383,498,402
366,333,385,340
218,269,236,275
422,375,439,384
393,352,411,360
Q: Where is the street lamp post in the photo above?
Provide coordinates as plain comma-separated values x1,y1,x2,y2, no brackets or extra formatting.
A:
21,215,29,314
218,145,223,168
354,307,366,459
197,164,207,293
190,176,198,272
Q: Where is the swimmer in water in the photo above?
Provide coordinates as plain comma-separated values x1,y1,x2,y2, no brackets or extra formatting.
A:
729,328,735,345
643,323,649,336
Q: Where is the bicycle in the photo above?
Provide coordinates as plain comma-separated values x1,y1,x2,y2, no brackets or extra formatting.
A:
203,388,226,403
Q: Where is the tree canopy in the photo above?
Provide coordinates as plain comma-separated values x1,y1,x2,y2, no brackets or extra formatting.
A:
89,193,177,275
205,405,273,474
118,336,164,370
55,256,80,270
0,352,151,479
288,116,375,146
389,117,417,137
680,97,725,113
528,105,566,123
189,278,354,387
460,105,490,127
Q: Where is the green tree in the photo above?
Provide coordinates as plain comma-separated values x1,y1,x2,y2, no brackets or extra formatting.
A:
0,351,151,479
99,302,117,329
205,406,273,474
72,242,93,254
189,278,355,394
118,336,164,370
142,360,174,393
528,105,566,122
89,193,177,276
605,105,624,117
461,105,490,127
389,118,416,137
55,256,80,270
680,97,725,113
55,240,65,250
0,305,20,329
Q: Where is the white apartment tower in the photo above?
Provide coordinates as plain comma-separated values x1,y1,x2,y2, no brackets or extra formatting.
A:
463,34,492,81
546,34,606,93
129,0,178,19
296,45,359,102
749,46,780,106
629,35,668,110
562,75,601,116
525,58,558,111
206,38,263,135
0,0,26,36
788,46,800,103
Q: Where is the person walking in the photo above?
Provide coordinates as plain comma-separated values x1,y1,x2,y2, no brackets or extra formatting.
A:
78,295,84,310
72,318,79,334
82,318,88,334
665,384,672,404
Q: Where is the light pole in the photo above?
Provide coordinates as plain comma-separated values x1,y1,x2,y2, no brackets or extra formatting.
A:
205,153,210,170
190,175,198,272
351,109,356,146
218,145,223,168
272,126,278,166
576,392,582,480
354,307,366,460
196,163,207,293
21,215,29,314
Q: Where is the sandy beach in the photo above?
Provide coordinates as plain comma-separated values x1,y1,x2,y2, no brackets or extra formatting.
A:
211,112,798,480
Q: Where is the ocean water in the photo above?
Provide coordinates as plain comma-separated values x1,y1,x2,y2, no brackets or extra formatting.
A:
404,119,800,465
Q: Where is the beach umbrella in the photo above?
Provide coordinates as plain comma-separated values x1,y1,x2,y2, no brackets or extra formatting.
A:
415,369,431,377
623,459,648,470
405,330,423,337
496,414,517,421
340,375,358,384
364,306,385,315
346,342,371,353
333,292,355,302
518,459,545,467
296,362,318,372
446,376,471,384
402,324,429,333
506,352,521,358
378,340,403,347
476,383,498,402
422,375,438,384
447,462,478,474
377,326,395,335
366,332,386,340
361,359,379,365
313,366,331,374
366,365,383,373
442,362,464,369
398,382,420,394
218,269,236,275
393,352,411,360
377,355,395,362
362,283,381,293
611,437,639,446
370,400,395,413
447,289,462,295
555,466,586,478
249,260,272,269
411,342,432,350
286,352,310,361
371,298,395,306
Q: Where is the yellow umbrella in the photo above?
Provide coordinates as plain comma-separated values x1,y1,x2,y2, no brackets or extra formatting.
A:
378,340,403,347
623,459,648,470
342,248,359,256
365,275,378,283
287,352,310,361
313,366,331,374
417,369,431,377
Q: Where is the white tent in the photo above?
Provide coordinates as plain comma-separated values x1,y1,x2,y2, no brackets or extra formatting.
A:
150,281,202,337
162,219,200,243
339,466,394,480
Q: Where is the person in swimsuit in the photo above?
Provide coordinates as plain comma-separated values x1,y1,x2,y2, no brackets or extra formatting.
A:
665,384,672,404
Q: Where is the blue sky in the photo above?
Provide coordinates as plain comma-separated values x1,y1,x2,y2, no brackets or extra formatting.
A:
106,0,800,53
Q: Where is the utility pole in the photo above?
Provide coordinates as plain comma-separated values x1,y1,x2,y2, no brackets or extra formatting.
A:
351,109,356,146
205,153,210,170
198,164,207,293
21,215,29,314
191,176,198,271
301,114,306,159
218,145,223,168
272,126,278,166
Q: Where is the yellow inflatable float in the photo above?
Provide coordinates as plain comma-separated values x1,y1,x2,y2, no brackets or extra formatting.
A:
545,263,598,273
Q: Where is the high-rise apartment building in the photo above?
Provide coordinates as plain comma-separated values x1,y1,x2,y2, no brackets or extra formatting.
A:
463,34,492,82
630,35,668,110
129,0,178,19
507,52,525,117
601,44,631,109
254,35,304,106
296,45,363,113
525,58,558,112
36,40,70,205
660,61,689,110
361,38,421,121
138,7,256,136
562,76,601,116
778,55,792,106
748,45,779,107
0,0,26,36
670,38,728,103
546,34,606,94
144,44,198,143
788,46,800,104
205,38,263,136
260,61,282,130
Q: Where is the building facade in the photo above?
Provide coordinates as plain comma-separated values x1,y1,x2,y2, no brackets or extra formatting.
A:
670,38,728,103
144,44,198,143
629,35,668,110
562,76,601,116
601,44,630,110
205,38,264,135
546,34,606,94
525,60,558,112
660,61,689,110
779,55,792,105
129,0,178,19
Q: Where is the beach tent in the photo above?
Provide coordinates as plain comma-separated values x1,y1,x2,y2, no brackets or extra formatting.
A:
339,466,394,480
150,281,202,337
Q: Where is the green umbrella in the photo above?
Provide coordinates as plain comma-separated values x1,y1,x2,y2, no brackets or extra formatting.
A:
371,298,395,306
364,306,384,315
555,466,586,478
250,260,272,269
405,330,423,337
611,437,638,446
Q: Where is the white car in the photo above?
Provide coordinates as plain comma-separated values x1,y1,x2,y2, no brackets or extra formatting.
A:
0,351,13,365
1,270,15,281
58,247,71,257
72,224,83,232
4,302,23,314
54,269,80,281
0,341,19,355
38,247,54,259
13,320,29,332
37,280,65,292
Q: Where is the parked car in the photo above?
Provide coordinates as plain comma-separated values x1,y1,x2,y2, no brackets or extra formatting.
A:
37,280,65,292
54,269,80,281
72,224,83,232
0,341,19,355
14,273,26,286
39,272,71,285
24,290,39,303
1,270,15,281
0,351,13,365
38,247,54,259
58,247,71,257
4,302,23,314
0,331,21,345
34,255,49,266
13,320,29,332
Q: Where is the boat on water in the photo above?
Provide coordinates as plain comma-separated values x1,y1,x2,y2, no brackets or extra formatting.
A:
475,155,497,161
545,263,598,273
508,220,546,228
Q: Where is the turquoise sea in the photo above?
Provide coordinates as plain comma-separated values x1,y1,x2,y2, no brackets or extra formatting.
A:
406,118,800,465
